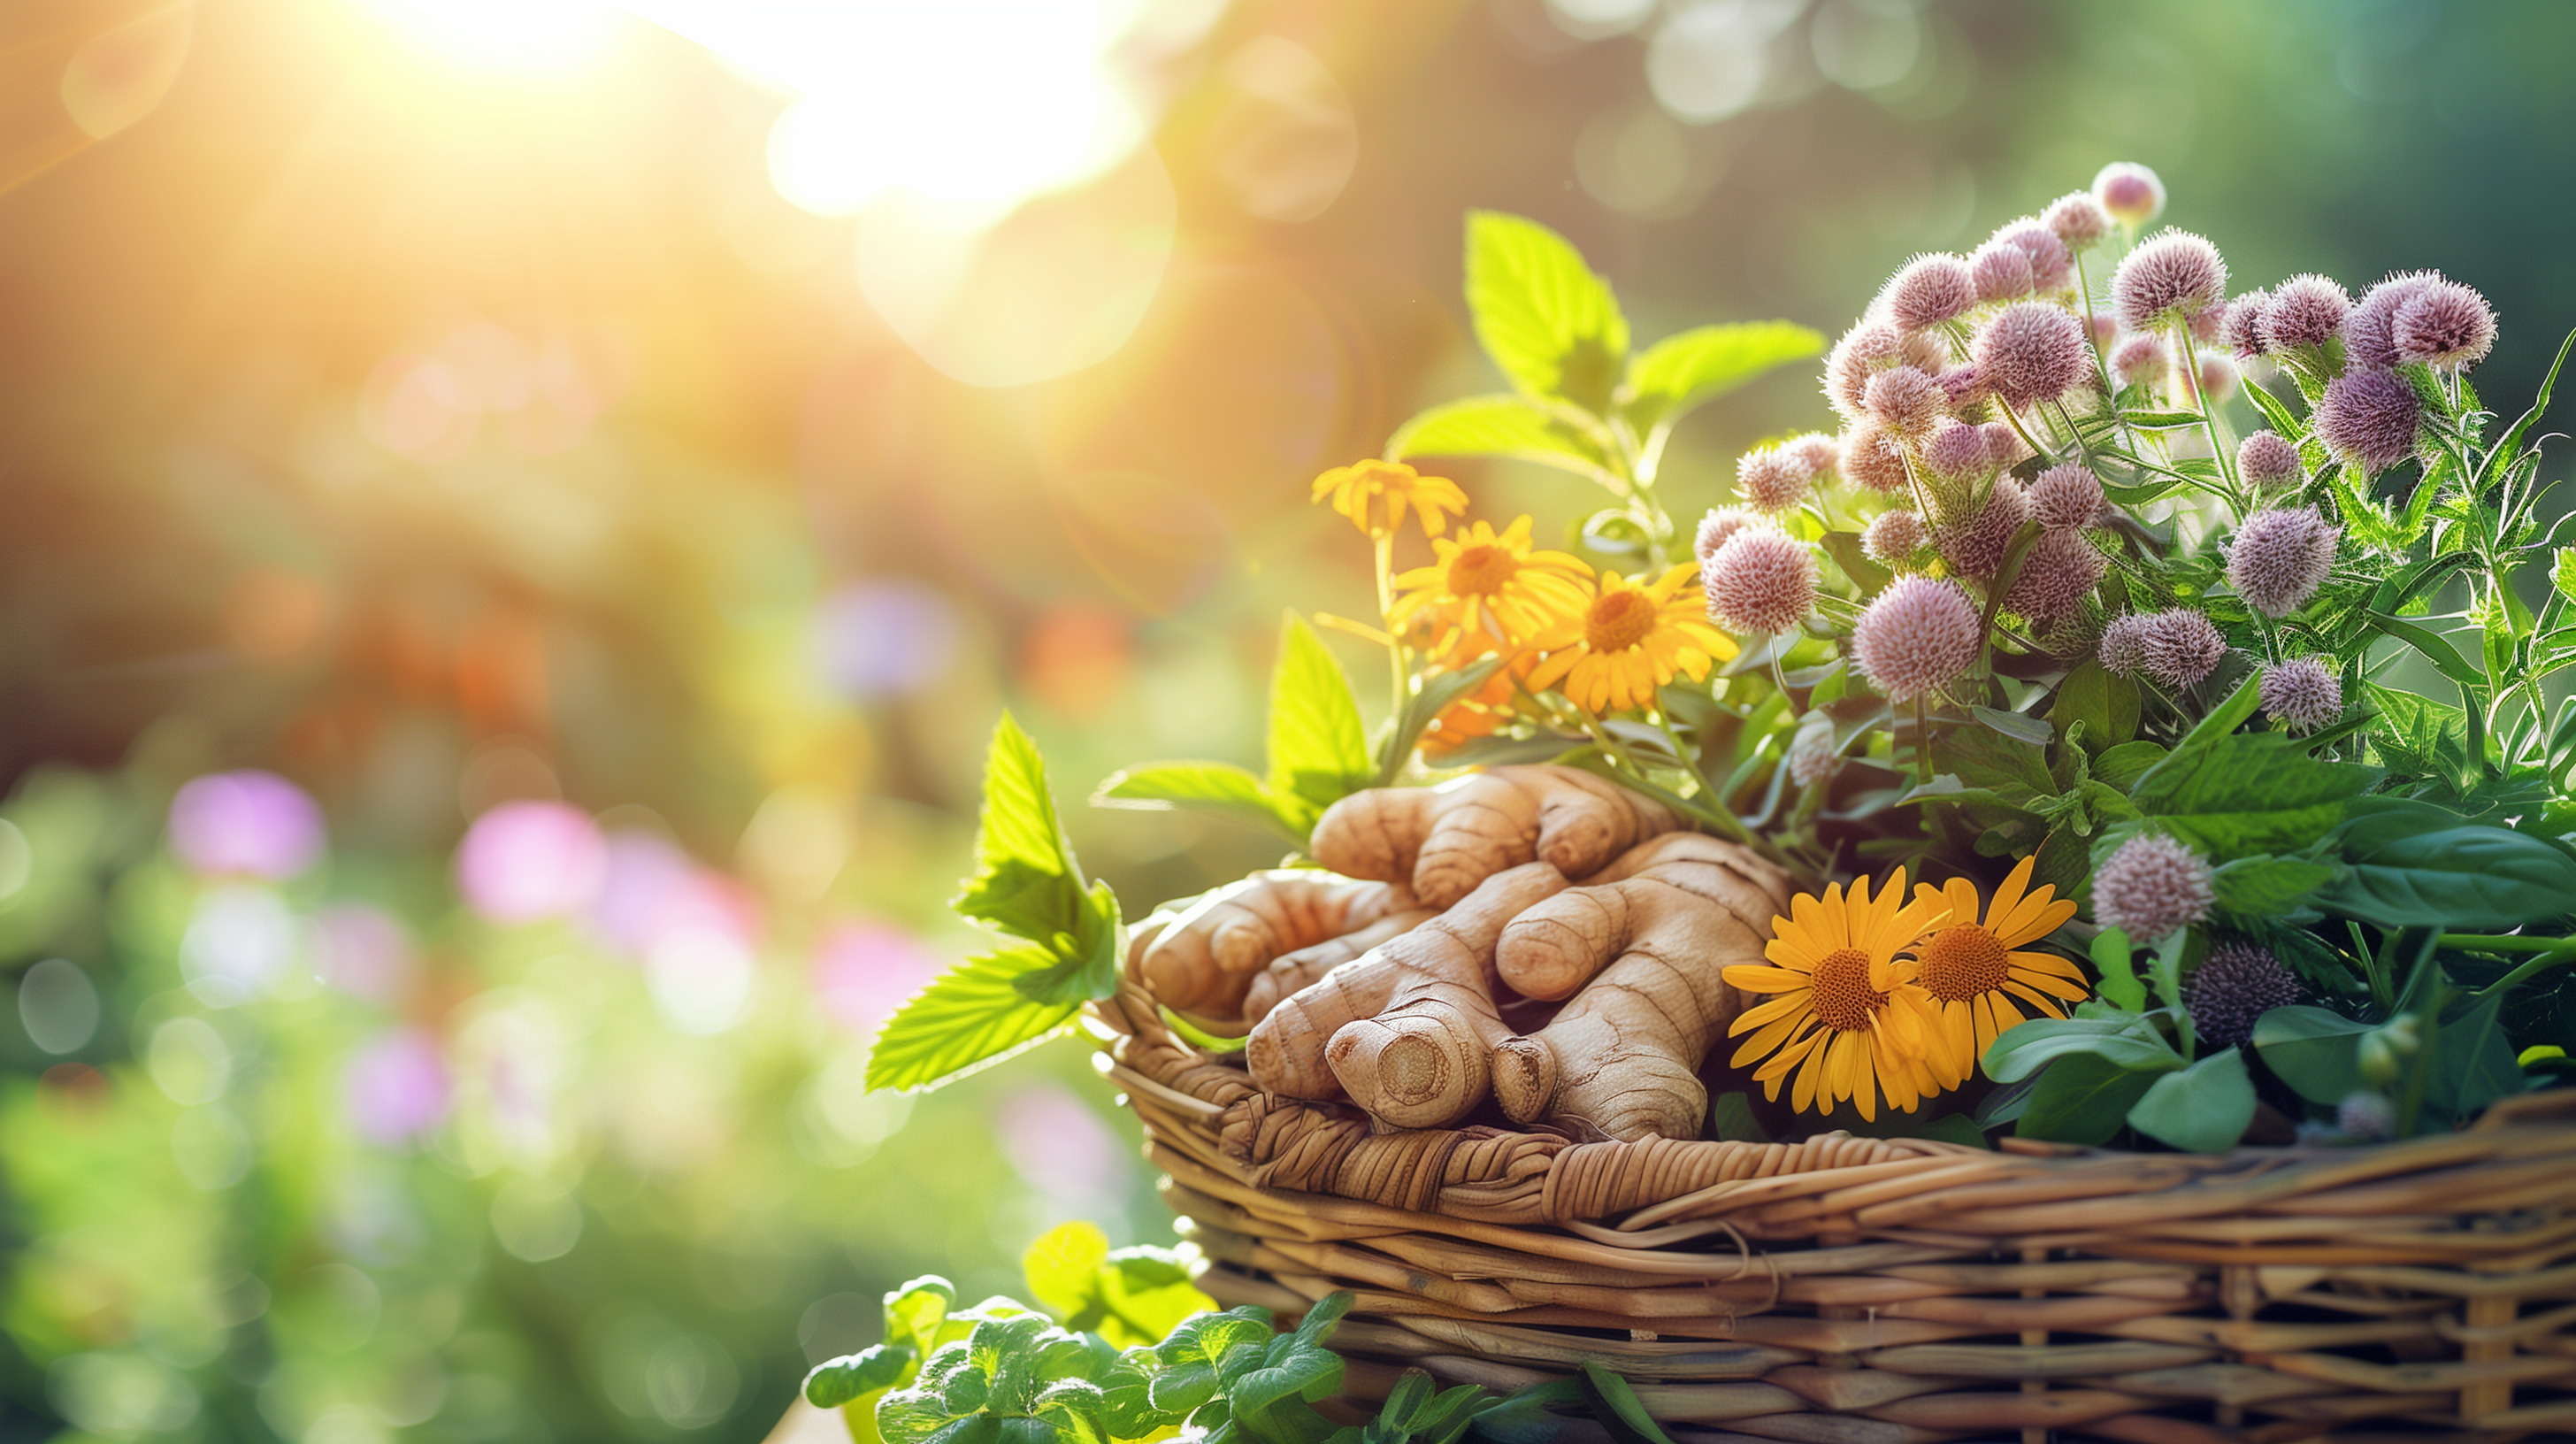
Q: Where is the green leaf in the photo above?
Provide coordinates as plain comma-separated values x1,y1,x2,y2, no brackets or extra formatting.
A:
1093,761,1299,840
2251,1005,2373,1105
1984,1014,2186,1083
2367,611,2487,690
1021,1221,1111,1328
2363,683,2469,781
884,1278,956,1356
1576,1364,1679,1444
2126,732,2381,857
1621,320,1824,436
1008,880,1124,1009
1376,655,1507,785
2322,822,2576,929
953,712,1091,947
2427,992,2526,1122
867,944,1081,1093
807,1345,916,1409
1463,1382,1587,1444
2126,1047,2257,1153
2209,854,2338,918
2090,928,2144,1012
1384,395,1614,482
1463,211,1629,411
1971,705,2053,748
1023,1222,1215,1349
1819,529,1893,595
2050,661,2139,754
1706,1091,1769,1143
1267,613,1373,833
2242,378,2305,442
2092,741,2167,793
2019,1053,2165,1146
1159,1006,1250,1054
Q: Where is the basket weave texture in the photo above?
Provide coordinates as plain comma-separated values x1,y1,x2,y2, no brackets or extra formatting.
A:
1086,954,2576,1443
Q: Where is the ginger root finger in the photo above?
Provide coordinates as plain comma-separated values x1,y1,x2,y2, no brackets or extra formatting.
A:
1247,863,1567,1107
1310,766,1680,910
1322,862,1571,1129
1497,833,1792,1001
1141,872,1417,1019
1239,906,1438,1024
1491,837,1794,1141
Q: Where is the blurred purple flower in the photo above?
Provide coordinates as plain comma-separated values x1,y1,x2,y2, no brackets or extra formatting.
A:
813,581,960,700
346,1026,449,1145
168,771,325,880
995,1085,1121,1201
311,902,415,1004
586,830,697,956
811,922,943,1035
456,802,606,924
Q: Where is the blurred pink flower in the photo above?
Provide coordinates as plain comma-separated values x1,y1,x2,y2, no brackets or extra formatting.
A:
346,1026,450,1145
811,922,944,1035
311,902,415,1003
168,771,325,880
995,1085,1121,1201
813,581,960,700
586,830,697,955
456,802,606,924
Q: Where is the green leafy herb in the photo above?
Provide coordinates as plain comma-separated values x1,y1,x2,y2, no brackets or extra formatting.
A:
1463,211,1629,411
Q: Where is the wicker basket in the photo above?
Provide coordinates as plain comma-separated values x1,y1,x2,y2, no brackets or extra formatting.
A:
1085,949,2576,1443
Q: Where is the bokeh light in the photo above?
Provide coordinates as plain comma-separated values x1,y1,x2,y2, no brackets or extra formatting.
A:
167,771,326,880
455,801,608,924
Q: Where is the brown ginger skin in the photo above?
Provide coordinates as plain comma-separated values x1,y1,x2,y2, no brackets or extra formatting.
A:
1238,905,1437,1023
1309,765,1680,910
1141,872,1420,1022
1246,863,1568,1118
1490,833,1795,1141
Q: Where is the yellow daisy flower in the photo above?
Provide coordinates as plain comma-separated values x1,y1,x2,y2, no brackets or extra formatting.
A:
1723,870,1951,1122
1911,856,2089,1087
1390,516,1592,663
1310,459,1468,541
1524,565,1736,714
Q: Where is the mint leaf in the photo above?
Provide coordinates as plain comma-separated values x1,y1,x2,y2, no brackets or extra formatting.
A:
2251,1005,2373,1105
867,943,1081,1093
952,712,1089,945
1464,211,1629,411
1620,320,1823,437
1385,394,1615,483
2126,1047,2257,1153
2125,732,2380,857
1092,761,1287,833
1267,613,1372,832
2322,821,2576,929
2019,1053,2161,1146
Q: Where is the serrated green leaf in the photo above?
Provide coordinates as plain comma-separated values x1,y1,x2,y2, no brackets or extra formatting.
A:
2127,732,2380,857
1268,613,1373,833
1384,394,1614,482
1621,320,1824,436
2126,1047,2256,1153
1463,211,1629,411
2364,683,2469,781
2019,1052,2165,1146
953,713,1090,946
1092,761,1298,840
867,944,1080,1093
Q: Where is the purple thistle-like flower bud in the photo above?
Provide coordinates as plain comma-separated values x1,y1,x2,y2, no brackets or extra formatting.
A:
2112,230,2229,334
1787,727,1841,788
1827,320,1908,419
1694,507,1761,565
2220,290,2271,359
1737,446,1811,515
2088,311,2119,350
2196,352,2242,405
1864,365,1945,438
2237,431,2303,488
2187,940,2306,1049
1863,508,1929,567
2227,507,2340,618
2345,271,2439,371
1888,253,1978,332
1785,432,1842,485
1994,220,2075,294
2110,333,2169,390
2045,190,2113,250
2313,367,2423,476
2092,832,2213,943
1704,529,1820,636
2005,528,2109,624
1974,302,2089,409
1983,421,2030,468
1853,576,1982,703
2097,613,2152,678
1920,419,1992,481
2260,273,2351,353
1936,478,2030,580
1841,427,1913,495
1901,328,1953,374
2138,608,2227,687
2092,162,2166,227
1936,364,1987,410
2258,657,2343,734
2028,463,2106,531
2393,279,2497,372
1970,242,2036,303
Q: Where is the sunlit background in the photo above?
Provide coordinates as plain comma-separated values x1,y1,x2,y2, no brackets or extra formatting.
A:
7,0,2576,1439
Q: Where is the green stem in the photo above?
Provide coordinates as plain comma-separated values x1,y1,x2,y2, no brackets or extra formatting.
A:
2174,323,2243,518
1374,532,1407,723
2447,934,2576,996
1913,695,1934,787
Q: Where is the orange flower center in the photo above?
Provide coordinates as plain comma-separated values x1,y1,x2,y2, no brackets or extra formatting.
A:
1584,589,1657,653
1446,543,1518,597
1810,947,1888,1033
1916,924,2010,1002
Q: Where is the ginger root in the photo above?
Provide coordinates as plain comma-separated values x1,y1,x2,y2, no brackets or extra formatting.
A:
1238,905,1437,1024
1310,765,1680,910
1141,872,1422,1023
1489,833,1794,1141
1245,863,1567,1123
